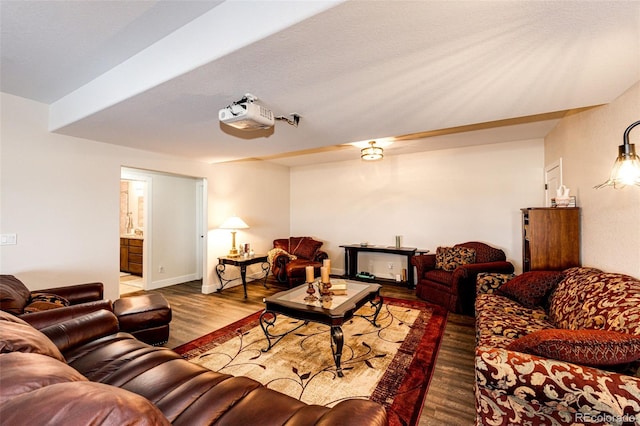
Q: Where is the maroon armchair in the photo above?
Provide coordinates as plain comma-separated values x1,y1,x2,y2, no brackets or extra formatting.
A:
269,237,329,287
411,242,514,315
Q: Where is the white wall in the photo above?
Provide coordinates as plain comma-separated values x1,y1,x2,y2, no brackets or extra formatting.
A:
544,81,640,277
204,161,291,292
290,139,546,276
0,93,291,301
123,170,200,289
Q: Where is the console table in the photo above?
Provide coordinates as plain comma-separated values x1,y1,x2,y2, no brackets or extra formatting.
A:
339,245,428,289
216,255,270,298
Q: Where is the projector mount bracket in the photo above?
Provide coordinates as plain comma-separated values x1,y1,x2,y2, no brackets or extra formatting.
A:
225,93,300,127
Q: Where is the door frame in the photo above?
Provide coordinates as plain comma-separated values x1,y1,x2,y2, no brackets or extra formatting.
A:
121,169,153,290
196,179,208,285
544,158,563,207
121,167,208,292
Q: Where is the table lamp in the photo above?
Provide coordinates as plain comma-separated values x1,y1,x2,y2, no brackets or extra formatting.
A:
219,216,249,257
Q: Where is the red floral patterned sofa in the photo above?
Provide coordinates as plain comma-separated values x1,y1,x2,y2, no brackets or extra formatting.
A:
474,267,640,425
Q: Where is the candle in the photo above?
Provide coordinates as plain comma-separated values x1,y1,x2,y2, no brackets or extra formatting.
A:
305,265,314,283
323,258,331,274
321,266,329,283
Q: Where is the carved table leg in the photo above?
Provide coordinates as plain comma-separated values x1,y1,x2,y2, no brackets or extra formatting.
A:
330,326,345,377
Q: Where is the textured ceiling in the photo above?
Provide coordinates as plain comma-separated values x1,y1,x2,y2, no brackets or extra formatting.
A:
1,1,639,166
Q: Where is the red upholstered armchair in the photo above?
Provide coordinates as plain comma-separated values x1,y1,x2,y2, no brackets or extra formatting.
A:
411,242,514,315
269,237,328,287
0,274,112,329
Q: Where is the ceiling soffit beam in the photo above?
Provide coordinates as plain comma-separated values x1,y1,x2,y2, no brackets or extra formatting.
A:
249,108,599,162
48,0,343,132
391,108,598,142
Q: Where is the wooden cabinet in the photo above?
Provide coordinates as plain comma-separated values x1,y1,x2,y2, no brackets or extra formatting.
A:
521,208,580,272
120,237,143,276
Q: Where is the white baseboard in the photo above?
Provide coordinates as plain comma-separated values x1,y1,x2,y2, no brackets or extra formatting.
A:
201,282,218,294
201,272,268,295
148,273,198,290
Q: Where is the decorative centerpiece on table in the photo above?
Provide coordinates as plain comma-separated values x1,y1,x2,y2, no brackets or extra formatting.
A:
319,259,333,308
304,265,318,302
330,280,348,295
304,259,347,308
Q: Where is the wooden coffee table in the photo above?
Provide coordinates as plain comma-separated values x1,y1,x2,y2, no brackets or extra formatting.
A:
259,281,382,377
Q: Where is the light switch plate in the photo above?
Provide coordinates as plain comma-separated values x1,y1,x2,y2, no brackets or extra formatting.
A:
0,234,17,245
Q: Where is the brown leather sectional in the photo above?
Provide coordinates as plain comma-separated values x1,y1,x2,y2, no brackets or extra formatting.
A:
1,274,171,345
1,304,387,425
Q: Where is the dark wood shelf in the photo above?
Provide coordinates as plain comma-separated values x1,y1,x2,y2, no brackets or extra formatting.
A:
521,207,580,271
340,244,427,289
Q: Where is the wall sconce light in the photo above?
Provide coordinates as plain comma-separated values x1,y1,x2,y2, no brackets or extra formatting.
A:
219,216,249,257
595,120,640,189
361,141,384,161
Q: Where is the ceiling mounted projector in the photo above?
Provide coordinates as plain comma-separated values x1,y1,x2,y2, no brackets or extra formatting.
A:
219,94,275,130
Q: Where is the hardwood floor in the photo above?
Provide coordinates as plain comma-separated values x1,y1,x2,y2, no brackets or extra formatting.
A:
126,279,477,425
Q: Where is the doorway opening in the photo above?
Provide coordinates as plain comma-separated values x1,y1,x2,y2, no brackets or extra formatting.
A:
120,178,147,295
119,167,208,297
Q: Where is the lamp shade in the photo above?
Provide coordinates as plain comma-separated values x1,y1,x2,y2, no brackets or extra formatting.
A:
219,216,249,230
595,120,640,189
606,145,640,187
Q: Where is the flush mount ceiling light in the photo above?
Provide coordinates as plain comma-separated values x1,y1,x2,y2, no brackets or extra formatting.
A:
594,120,640,189
361,141,384,161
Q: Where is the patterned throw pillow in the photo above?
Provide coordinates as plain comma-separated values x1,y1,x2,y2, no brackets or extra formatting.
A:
507,328,640,367
497,271,565,308
476,272,516,295
548,268,640,335
435,247,476,271
24,293,70,313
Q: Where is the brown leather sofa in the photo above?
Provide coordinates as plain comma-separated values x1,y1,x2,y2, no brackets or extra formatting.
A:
412,241,514,315
270,237,329,287
0,309,388,425
1,274,171,345
0,274,112,328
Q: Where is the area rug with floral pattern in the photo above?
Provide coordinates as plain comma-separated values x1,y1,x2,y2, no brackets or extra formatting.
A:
174,297,447,426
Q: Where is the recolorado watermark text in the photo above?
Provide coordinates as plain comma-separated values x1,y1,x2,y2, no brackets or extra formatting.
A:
575,413,637,424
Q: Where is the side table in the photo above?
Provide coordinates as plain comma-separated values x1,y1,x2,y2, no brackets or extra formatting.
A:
216,255,270,298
